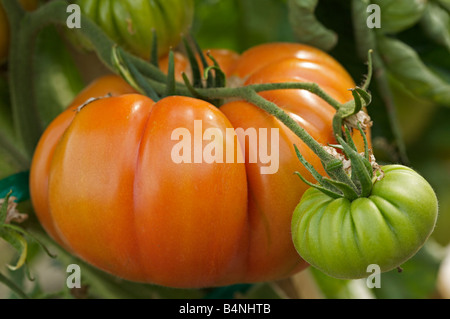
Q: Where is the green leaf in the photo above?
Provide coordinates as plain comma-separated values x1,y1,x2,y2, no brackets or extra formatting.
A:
371,0,427,34
351,0,379,63
378,36,450,107
287,0,338,51
437,0,450,12
33,26,85,127
192,0,294,52
420,1,450,51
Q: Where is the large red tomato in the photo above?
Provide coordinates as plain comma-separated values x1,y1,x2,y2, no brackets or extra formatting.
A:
30,43,368,288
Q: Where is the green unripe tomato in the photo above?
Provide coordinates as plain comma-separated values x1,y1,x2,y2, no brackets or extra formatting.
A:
291,165,438,279
76,0,194,59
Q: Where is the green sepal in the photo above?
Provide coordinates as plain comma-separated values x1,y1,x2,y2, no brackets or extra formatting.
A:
191,36,214,89
294,145,341,195
205,51,227,89
357,123,370,162
0,227,27,271
3,224,57,260
181,73,208,101
322,177,359,201
112,46,160,102
350,89,363,115
337,136,373,197
344,127,358,152
332,115,343,139
355,87,372,105
323,158,344,175
182,38,203,88
294,172,342,199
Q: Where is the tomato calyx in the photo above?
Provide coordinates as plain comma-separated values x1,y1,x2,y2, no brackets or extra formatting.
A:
333,50,374,140
295,121,377,201
292,51,378,201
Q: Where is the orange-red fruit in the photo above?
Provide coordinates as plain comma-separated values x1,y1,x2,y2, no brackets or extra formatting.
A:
30,43,368,288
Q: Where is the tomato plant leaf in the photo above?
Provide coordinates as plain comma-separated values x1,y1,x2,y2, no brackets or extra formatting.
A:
378,36,450,107
33,26,85,127
371,0,427,34
420,2,450,51
287,0,338,51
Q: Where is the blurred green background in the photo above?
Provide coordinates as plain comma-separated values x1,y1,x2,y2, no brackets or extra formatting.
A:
1,0,450,299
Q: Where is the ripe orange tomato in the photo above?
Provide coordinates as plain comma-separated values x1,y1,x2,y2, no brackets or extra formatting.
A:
30,43,369,288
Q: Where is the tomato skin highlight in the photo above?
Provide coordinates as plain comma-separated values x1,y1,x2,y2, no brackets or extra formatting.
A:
31,43,370,287
291,165,439,279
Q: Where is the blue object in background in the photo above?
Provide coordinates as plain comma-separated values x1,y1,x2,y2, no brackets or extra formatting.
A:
0,171,30,202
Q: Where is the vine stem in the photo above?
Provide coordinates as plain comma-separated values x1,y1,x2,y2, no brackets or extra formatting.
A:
195,82,342,111
0,272,29,299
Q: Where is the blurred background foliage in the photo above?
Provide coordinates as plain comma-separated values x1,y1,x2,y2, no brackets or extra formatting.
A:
1,0,450,299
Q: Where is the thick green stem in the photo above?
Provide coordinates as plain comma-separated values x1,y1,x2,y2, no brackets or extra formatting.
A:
197,82,343,111
0,272,29,299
